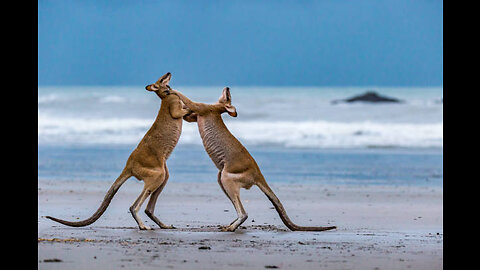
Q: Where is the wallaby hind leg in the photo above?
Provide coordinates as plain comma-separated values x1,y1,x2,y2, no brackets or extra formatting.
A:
129,175,164,230
219,174,248,232
217,172,237,226
144,166,175,229
129,186,153,230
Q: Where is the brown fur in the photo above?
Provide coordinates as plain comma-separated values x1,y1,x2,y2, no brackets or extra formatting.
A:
46,72,191,230
172,87,336,232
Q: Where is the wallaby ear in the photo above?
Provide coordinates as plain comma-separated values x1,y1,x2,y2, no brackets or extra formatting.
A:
156,72,172,86
225,104,237,117
218,87,232,104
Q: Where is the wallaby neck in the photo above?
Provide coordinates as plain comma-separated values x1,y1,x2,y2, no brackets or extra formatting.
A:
150,99,171,128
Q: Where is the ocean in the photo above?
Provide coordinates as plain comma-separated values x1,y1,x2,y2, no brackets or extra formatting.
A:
38,86,443,186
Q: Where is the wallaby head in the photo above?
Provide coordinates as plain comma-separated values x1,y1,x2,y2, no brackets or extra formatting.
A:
217,87,237,117
145,72,172,99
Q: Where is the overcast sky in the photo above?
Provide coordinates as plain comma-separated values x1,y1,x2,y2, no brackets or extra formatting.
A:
38,0,443,86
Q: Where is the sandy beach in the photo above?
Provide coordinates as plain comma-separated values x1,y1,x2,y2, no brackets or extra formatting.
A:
38,179,443,269
37,1,443,269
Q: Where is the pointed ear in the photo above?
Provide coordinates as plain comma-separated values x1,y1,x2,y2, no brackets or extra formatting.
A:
156,72,172,86
225,104,237,117
218,87,232,104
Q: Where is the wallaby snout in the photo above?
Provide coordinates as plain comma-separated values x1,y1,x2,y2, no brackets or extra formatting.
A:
145,84,170,95
145,84,159,92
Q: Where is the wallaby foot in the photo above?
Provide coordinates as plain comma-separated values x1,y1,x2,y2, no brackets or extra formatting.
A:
219,224,237,232
145,210,176,229
219,221,236,231
219,225,235,232
147,216,175,229
220,215,248,232
140,224,153,231
129,205,153,230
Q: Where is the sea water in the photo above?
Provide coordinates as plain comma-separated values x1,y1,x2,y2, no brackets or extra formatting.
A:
38,86,443,186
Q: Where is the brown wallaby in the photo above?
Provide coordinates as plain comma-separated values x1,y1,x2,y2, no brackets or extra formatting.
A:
46,72,192,230
172,87,336,232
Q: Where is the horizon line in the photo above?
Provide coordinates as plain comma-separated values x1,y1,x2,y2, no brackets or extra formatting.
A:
38,84,444,88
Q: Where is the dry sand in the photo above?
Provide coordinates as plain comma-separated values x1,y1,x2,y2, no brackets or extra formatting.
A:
38,179,443,269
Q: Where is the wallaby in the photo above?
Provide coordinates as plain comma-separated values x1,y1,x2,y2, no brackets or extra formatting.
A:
46,72,192,230
172,87,336,232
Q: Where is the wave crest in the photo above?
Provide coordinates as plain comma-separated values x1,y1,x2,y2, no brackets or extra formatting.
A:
38,113,442,149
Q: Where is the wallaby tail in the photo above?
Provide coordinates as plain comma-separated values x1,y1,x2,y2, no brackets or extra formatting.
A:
45,170,131,227
256,180,336,232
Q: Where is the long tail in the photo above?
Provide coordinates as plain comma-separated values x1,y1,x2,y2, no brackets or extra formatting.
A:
256,180,336,231
45,170,131,227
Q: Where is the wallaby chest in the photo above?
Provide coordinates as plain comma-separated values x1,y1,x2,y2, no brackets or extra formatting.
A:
197,116,227,169
142,100,183,158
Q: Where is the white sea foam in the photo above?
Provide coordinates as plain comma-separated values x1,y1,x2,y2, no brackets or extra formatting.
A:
38,86,443,148
38,94,61,104
38,113,442,148
98,95,127,103
224,120,442,148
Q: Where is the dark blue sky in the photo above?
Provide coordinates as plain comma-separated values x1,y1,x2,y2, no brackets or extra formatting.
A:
38,0,443,86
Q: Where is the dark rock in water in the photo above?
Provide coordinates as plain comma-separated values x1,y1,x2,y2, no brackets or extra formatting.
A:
43,258,62,263
332,91,403,104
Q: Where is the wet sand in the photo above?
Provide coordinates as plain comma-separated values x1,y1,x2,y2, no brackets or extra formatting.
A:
38,179,443,269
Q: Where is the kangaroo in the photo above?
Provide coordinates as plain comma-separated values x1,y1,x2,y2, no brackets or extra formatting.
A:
46,72,192,230
172,87,336,232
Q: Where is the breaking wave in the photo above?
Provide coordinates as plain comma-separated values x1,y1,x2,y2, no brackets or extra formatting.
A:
38,113,442,149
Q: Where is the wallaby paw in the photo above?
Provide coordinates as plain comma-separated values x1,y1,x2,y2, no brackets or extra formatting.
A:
161,224,176,229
